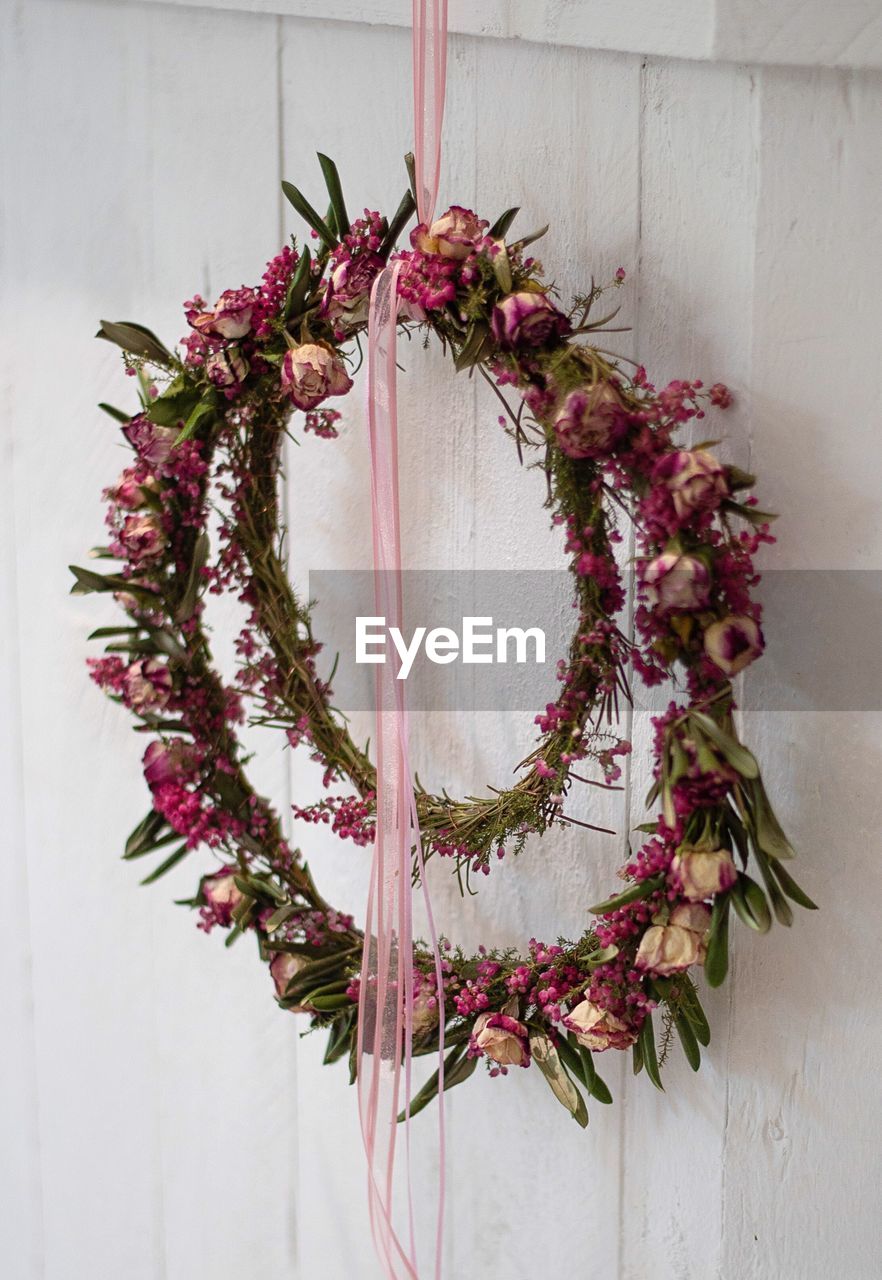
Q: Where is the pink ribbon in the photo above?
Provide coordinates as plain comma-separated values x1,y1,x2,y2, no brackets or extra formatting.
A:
357,4,449,1277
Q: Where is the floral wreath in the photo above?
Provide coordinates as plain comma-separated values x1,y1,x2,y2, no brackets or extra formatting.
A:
75,155,815,1124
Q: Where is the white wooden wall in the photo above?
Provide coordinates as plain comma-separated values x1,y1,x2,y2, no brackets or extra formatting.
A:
3,2,881,1276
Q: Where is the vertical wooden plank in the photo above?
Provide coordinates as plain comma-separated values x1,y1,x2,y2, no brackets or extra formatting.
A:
442,38,642,1280
0,11,43,1270
620,57,757,1280
129,8,299,1280
722,64,882,1280
4,1,296,1276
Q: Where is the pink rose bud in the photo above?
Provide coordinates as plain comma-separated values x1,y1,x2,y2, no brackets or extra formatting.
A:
119,512,166,564
201,868,244,928
125,658,172,712
142,738,197,789
191,287,255,340
123,416,179,470
206,346,248,387
704,614,764,677
652,448,729,520
490,291,571,350
280,342,354,411
671,845,737,901
563,1000,637,1052
635,903,711,976
553,381,626,458
320,252,385,330
411,988,440,1038
643,551,711,613
269,951,310,1010
414,206,487,260
111,467,158,510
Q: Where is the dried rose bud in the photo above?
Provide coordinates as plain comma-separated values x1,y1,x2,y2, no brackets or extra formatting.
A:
671,845,737,902
563,1001,637,1052
643,551,711,613
281,342,353,411
490,291,571,350
473,1011,531,1067
704,614,764,677
635,903,711,976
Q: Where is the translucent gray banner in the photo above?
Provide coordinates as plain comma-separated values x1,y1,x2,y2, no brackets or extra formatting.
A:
308,570,882,712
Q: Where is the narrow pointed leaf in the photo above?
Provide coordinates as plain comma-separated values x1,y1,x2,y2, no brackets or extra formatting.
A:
380,189,417,258
690,711,759,779
281,180,338,249
317,153,349,238
489,207,520,238
675,1012,701,1071
705,894,731,987
589,875,663,915
97,320,173,367
530,1033,589,1127
639,1014,664,1091
140,843,189,885
98,402,131,423
769,860,817,911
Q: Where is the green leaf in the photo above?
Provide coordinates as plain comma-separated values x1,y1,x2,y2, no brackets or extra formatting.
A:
264,903,297,933
398,1043,478,1122
489,207,520,238
174,398,215,447
454,321,493,373
638,1014,664,1091
98,402,131,424
125,809,167,859
97,320,174,367
675,979,711,1047
323,1010,355,1065
675,1012,701,1071
705,894,731,987
632,1037,644,1076
123,830,181,861
88,625,142,641
689,711,759,780
139,843,189,885
308,993,353,1012
589,875,663,916
752,847,794,926
730,872,772,933
317,153,349,239
404,151,419,212
174,531,209,624
529,1033,589,1127
379,189,417,258
492,247,513,294
512,224,549,252
769,860,817,911
283,248,313,321
70,566,160,603
748,781,796,861
282,180,338,250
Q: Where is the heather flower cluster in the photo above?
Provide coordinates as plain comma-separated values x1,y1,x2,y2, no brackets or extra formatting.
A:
78,158,813,1125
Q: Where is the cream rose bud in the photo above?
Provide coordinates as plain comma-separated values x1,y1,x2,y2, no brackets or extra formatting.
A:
269,951,309,1010
201,869,244,927
635,903,712,976
280,342,354,411
704,614,764,677
653,447,728,519
206,346,248,388
124,658,172,712
672,845,737,901
563,1000,637,1052
191,287,255,339
473,1011,531,1068
643,551,711,613
411,988,439,1038
417,206,486,260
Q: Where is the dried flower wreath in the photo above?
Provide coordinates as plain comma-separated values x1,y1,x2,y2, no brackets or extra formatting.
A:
74,156,815,1124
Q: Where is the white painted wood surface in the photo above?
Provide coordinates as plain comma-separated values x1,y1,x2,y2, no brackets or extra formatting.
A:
2,2,881,1277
